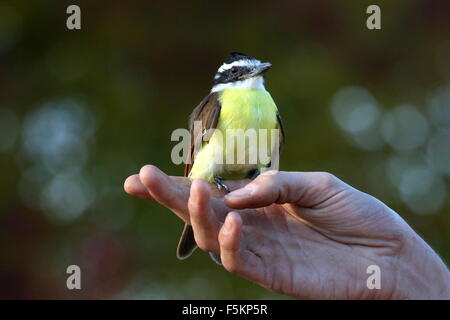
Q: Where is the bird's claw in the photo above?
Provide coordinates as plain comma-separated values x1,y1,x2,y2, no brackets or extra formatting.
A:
214,176,230,192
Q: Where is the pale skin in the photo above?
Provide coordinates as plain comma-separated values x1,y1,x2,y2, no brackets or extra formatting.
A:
124,165,450,299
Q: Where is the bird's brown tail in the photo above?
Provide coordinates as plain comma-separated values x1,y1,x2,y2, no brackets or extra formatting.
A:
176,224,198,259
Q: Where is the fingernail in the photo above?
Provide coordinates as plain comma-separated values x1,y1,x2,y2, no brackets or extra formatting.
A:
226,186,253,199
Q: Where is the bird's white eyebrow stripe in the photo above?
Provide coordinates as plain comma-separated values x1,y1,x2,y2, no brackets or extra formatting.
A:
218,59,260,73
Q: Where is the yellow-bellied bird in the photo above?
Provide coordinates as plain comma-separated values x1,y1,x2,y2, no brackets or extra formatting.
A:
177,52,285,263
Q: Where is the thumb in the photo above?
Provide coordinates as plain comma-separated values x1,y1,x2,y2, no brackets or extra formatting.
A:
224,171,344,209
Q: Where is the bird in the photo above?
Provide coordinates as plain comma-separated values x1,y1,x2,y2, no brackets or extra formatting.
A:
177,52,285,263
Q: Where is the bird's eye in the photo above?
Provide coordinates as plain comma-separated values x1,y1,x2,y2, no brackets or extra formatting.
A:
231,67,238,74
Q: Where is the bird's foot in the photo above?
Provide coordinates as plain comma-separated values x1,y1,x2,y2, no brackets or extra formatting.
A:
214,176,230,192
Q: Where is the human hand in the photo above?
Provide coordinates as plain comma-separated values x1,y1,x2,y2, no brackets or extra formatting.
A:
124,165,450,299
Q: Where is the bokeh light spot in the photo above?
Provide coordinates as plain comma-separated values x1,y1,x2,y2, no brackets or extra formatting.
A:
381,105,429,151
399,166,446,215
331,86,380,134
40,172,95,223
21,99,95,172
427,129,450,176
427,85,450,127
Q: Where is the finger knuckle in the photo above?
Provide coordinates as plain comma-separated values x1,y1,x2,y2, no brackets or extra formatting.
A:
388,229,406,252
223,259,240,274
139,165,157,184
315,172,339,189
259,170,281,185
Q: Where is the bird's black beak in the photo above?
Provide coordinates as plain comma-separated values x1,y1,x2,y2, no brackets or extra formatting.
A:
239,62,272,79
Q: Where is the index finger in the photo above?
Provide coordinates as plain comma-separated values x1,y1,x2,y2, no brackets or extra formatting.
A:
125,165,252,223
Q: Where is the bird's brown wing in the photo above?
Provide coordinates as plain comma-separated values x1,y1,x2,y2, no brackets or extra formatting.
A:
259,110,285,173
277,111,286,152
177,92,221,260
183,92,222,177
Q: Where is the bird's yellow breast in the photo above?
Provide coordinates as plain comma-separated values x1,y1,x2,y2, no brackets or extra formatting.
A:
189,88,279,181
217,88,278,131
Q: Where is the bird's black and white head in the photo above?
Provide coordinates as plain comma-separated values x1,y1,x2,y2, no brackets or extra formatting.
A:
211,52,271,93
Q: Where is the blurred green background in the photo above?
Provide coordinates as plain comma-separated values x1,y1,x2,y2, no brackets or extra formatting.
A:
1,0,450,299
